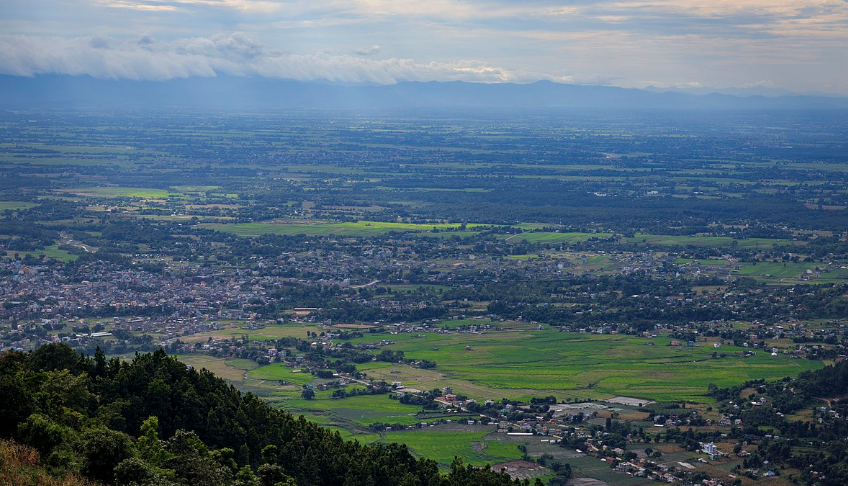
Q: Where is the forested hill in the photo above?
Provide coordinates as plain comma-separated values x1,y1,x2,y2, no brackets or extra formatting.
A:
3,75,848,110
0,344,533,486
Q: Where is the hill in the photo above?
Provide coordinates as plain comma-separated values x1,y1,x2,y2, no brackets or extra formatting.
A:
0,344,533,486
2,75,847,111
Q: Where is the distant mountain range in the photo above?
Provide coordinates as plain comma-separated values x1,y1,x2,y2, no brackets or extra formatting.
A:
2,75,847,110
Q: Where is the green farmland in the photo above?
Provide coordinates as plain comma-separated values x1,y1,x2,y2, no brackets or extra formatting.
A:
381,430,523,469
204,220,487,237
58,186,179,198
348,327,823,402
622,233,782,249
4,244,78,262
0,201,37,211
226,322,825,408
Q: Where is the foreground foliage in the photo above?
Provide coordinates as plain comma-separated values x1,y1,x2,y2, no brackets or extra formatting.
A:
0,343,537,486
0,439,95,486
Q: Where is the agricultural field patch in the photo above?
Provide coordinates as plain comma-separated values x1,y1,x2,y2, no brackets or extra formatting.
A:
623,234,781,249
380,430,523,469
4,244,77,262
179,323,319,343
0,201,37,211
57,186,178,198
203,220,484,237
248,364,315,385
353,329,824,402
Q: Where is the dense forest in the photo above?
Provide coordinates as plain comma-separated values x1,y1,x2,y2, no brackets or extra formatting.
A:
0,344,536,486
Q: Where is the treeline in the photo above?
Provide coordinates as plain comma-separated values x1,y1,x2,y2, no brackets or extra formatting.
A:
0,344,537,486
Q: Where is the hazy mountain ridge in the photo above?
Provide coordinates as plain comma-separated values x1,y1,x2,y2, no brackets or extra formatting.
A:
3,75,848,110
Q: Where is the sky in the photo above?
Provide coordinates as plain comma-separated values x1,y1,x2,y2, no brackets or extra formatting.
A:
1,0,847,94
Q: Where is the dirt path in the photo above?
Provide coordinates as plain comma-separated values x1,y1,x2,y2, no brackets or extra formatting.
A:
351,280,380,289
59,231,96,253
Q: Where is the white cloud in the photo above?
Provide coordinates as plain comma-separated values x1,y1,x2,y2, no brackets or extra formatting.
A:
354,45,381,56
1,0,846,93
97,0,283,13
0,33,575,84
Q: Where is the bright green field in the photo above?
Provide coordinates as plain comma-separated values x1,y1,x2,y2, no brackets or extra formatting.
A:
5,244,77,262
353,329,824,402
738,261,845,279
380,431,523,468
60,187,178,198
274,393,442,429
203,221,486,237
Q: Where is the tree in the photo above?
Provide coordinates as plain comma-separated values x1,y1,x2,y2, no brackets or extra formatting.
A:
29,343,81,373
261,444,278,464
79,428,135,483
0,367,34,438
163,430,232,486
114,457,177,486
17,413,69,458
257,464,297,486
137,416,173,466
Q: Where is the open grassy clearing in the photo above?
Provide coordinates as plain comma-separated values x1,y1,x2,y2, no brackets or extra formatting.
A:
247,364,316,385
171,355,253,383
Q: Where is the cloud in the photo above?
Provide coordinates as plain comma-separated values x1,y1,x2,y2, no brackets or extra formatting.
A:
0,33,576,84
1,0,845,93
354,45,381,56
97,0,284,13
103,1,179,12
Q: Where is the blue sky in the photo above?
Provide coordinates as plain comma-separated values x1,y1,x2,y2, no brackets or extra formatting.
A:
1,0,847,94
